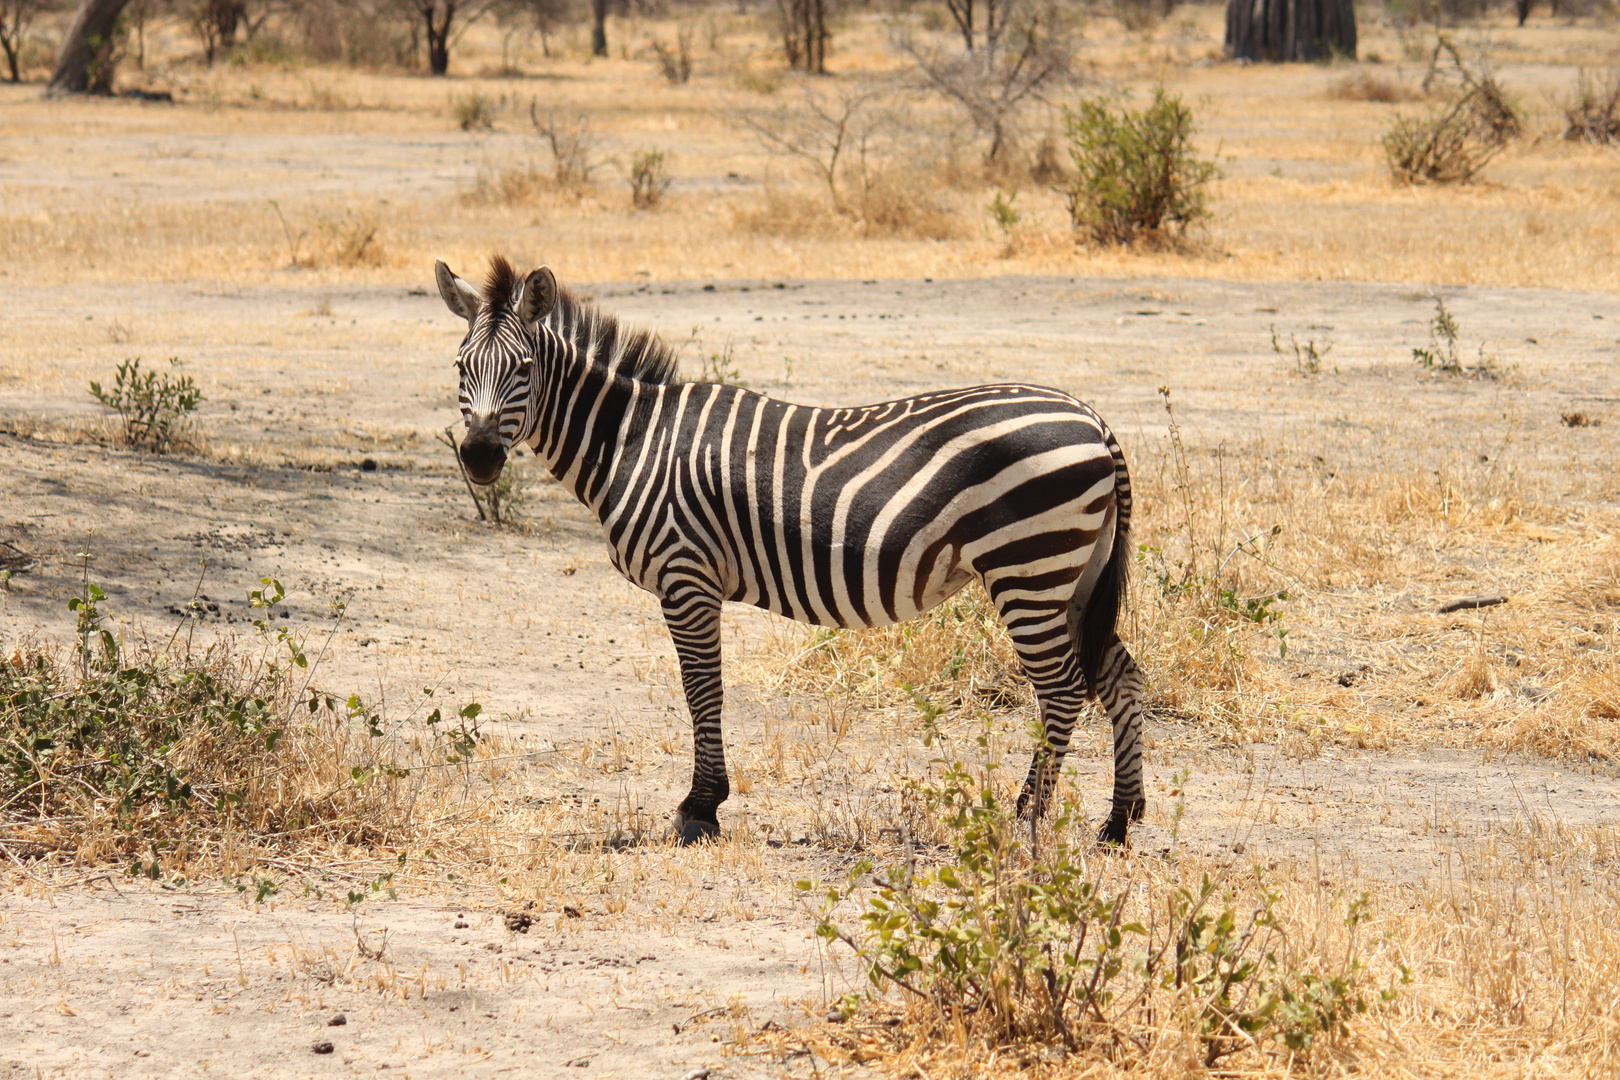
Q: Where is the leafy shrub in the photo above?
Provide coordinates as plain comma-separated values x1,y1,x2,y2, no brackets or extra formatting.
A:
90,357,203,453
807,763,1382,1064
1564,68,1620,143
1058,89,1219,246
0,575,485,875
1383,96,1504,184
629,149,673,209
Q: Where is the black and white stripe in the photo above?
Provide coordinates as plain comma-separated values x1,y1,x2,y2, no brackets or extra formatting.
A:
436,257,1148,844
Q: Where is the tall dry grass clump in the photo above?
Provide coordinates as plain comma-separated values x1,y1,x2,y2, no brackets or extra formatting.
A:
1564,68,1620,143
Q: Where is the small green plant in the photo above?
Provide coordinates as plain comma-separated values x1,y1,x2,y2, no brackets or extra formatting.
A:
987,189,1019,254
629,149,673,209
1271,325,1333,376
1412,298,1503,379
1058,88,1220,246
452,90,497,131
90,357,203,453
437,427,531,525
1218,587,1289,657
683,328,745,386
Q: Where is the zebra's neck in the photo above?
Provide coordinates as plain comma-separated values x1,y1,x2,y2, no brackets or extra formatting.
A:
525,341,641,513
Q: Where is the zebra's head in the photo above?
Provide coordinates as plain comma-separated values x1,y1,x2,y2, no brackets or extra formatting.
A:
434,257,558,486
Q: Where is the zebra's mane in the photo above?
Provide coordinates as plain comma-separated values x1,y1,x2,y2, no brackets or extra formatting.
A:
481,256,680,386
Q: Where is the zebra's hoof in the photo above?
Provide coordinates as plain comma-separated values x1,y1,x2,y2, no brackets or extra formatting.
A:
1095,818,1130,848
675,817,719,846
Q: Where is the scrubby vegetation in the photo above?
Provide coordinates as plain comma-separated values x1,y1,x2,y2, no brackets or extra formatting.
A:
1058,89,1219,246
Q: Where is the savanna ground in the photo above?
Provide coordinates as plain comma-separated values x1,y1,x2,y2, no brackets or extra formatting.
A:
2,3,1619,1077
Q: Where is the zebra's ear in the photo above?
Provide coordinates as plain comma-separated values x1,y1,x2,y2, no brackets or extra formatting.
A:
435,259,482,323
518,266,557,325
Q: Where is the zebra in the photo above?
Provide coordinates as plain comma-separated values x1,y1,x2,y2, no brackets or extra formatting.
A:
435,256,1148,845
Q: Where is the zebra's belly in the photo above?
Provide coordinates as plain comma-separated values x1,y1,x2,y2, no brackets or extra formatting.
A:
728,549,977,630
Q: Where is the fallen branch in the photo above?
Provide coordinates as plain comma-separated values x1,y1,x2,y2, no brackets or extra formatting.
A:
1438,593,1508,614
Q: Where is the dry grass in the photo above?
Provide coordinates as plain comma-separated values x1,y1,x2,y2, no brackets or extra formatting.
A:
1329,69,1423,103
2,12,1620,290
751,423,1620,768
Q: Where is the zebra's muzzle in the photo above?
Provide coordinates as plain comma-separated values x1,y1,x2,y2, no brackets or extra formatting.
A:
459,419,507,485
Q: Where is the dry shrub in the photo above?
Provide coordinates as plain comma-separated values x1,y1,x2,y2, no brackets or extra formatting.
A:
465,160,552,205
1329,70,1420,103
852,172,960,241
1384,95,1505,184
732,187,843,239
1563,68,1620,143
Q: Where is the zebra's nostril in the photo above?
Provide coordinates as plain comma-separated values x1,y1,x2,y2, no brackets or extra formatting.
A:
459,435,506,484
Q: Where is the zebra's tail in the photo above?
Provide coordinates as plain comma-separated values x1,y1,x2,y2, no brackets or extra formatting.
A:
1072,429,1133,696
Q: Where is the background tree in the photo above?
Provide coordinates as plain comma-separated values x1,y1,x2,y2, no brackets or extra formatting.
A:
395,0,491,75
1225,0,1355,62
776,0,829,73
48,0,131,94
589,0,608,56
0,0,52,82
901,0,1076,166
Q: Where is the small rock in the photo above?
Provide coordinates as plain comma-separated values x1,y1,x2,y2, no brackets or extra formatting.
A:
503,911,533,933
454,921,468,929
825,1008,848,1023
361,458,378,472
311,1041,334,1054
327,1014,346,1027
1231,841,1246,855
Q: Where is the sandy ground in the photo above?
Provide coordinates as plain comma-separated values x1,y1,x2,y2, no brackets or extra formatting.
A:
3,273,1620,1077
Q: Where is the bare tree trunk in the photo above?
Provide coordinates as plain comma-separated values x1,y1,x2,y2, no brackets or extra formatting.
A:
47,0,130,95
423,0,454,74
1225,0,1354,61
590,0,607,56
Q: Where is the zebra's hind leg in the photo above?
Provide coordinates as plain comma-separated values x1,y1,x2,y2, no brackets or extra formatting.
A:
1093,636,1146,845
660,583,729,845
1010,647,1088,822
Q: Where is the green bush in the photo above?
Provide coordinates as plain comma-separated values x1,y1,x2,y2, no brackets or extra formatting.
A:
806,761,1382,1064
1,574,484,875
89,357,203,453
1058,89,1219,246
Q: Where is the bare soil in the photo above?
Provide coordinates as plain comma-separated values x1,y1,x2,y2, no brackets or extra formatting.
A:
3,273,1619,1077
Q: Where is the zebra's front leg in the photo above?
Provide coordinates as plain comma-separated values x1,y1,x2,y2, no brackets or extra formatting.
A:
661,584,729,845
